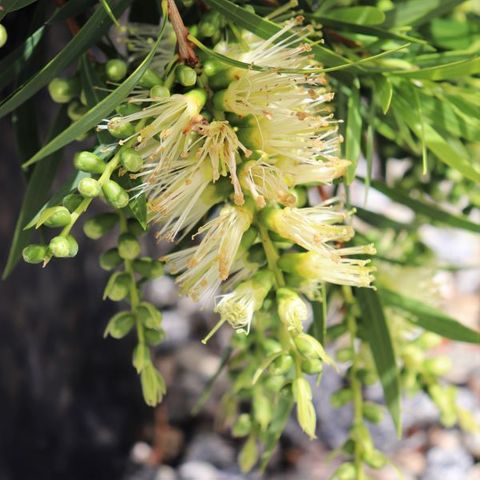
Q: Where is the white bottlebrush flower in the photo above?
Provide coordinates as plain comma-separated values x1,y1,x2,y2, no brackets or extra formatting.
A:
192,120,251,206
262,206,354,253
240,159,296,208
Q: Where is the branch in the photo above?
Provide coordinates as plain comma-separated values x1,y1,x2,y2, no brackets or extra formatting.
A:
167,0,198,66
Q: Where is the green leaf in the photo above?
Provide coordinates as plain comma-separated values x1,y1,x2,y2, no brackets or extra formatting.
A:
0,0,132,120
2,107,69,279
203,0,352,69
372,75,392,114
380,289,480,344
354,205,414,231
364,178,480,233
356,288,401,435
0,0,37,19
23,18,168,169
345,84,362,184
323,6,385,26
393,57,480,80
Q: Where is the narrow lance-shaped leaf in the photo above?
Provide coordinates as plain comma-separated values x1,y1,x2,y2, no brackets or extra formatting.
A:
356,288,402,435
345,84,362,184
380,289,480,344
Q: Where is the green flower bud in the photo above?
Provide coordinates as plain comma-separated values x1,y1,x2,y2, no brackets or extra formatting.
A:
198,20,216,38
301,358,323,375
140,363,166,406
144,328,165,346
118,233,141,260
402,345,423,368
74,151,106,174
133,257,164,278
48,236,69,257
67,100,87,121
334,463,356,480
277,288,307,335
184,88,207,113
116,103,141,116
102,180,129,209
269,354,293,375
292,377,317,439
294,333,331,364
263,339,282,355
149,85,170,99
66,235,79,257
175,65,197,87
264,375,284,392
238,433,258,474
83,212,118,239
363,449,387,469
209,69,239,90
253,391,272,431
139,68,162,88
99,248,122,271
127,218,146,237
423,356,452,376
336,347,354,363
48,77,78,103
103,272,131,301
294,187,307,207
0,24,7,48
78,177,101,198
22,244,48,264
203,60,224,77
105,59,127,81
79,89,88,106
120,148,143,173
330,388,353,408
107,117,135,139
132,342,149,373
44,206,72,228
104,311,135,339
416,332,442,349
362,402,384,424
136,302,162,330
63,193,83,212
232,413,252,438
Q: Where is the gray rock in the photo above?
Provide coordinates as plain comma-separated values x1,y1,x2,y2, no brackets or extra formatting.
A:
155,465,178,480
184,432,236,470
422,446,474,480
161,309,192,347
178,461,221,480
147,276,179,307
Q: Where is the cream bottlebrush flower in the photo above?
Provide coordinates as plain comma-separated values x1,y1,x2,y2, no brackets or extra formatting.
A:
240,159,296,208
261,205,354,253
214,270,274,335
279,246,377,289
292,377,317,439
192,120,251,206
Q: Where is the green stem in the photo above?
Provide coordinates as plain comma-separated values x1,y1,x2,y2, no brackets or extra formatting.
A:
257,222,285,288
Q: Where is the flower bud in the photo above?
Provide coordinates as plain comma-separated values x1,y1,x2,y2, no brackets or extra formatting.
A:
0,24,7,48
66,235,79,257
232,414,252,438
103,272,131,301
22,244,48,264
99,248,122,271
402,345,423,368
105,59,127,82
140,363,166,406
74,151,106,174
269,354,293,376
363,402,384,424
133,257,164,278
203,60,224,77
67,100,87,121
277,288,307,335
301,358,323,375
336,347,354,362
104,311,135,339
209,68,239,90
238,433,258,474
294,333,331,364
139,68,162,88
48,77,78,103
78,177,101,198
44,206,72,228
423,356,452,376
175,65,197,87
83,213,118,239
63,193,83,212
136,302,162,330
184,88,207,112
292,377,317,439
144,328,165,346
107,117,135,139
364,449,387,469
334,463,356,480
102,180,129,209
49,236,71,258
118,233,141,260
264,375,284,392
253,391,272,431
262,339,282,355
116,103,141,116
120,148,143,172
132,342,149,373
416,332,442,349
330,388,353,408
198,20,216,38
149,85,170,99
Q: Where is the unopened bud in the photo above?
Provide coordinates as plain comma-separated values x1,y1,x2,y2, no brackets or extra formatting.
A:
133,257,163,278
0,24,7,48
139,68,162,88
363,449,387,469
120,148,143,172
269,354,294,375
292,377,317,439
44,206,71,228
232,414,252,438
140,363,166,406
116,103,141,116
176,65,197,87
336,347,354,362
301,358,323,375
118,233,141,260
48,77,78,103
105,59,127,82
74,151,106,174
104,311,135,339
132,343,149,373
184,88,207,113
362,402,384,424
83,213,118,239
253,391,272,431
67,100,87,121
78,177,101,198
294,333,331,364
108,117,135,139
264,375,284,392
66,235,79,257
144,328,165,346
423,356,452,376
103,272,131,301
136,302,162,330
334,463,356,480
277,288,307,335
203,60,224,77
238,433,258,474
99,248,122,271
102,180,129,208
149,85,170,99
49,236,70,258
22,244,48,264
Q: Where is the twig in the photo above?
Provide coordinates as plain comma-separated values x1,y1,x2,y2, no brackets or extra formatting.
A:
167,0,198,66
